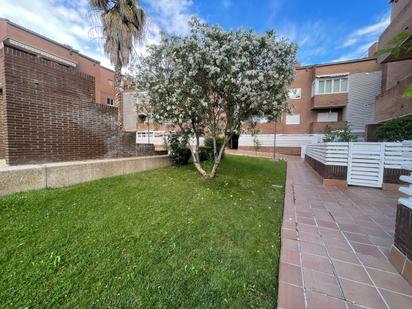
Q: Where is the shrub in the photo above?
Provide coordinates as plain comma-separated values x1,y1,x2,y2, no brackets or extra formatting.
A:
166,133,192,165
376,117,412,142
198,147,213,162
203,137,225,159
323,122,357,142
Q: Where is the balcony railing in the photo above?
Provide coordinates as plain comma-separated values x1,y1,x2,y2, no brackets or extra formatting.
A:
311,93,348,109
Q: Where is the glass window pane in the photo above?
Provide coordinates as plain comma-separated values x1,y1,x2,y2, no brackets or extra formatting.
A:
325,80,332,93
318,80,325,94
333,79,340,93
341,78,348,92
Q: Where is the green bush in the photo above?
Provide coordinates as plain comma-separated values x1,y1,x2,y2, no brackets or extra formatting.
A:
323,122,357,142
376,117,412,142
166,133,192,165
203,136,225,158
198,146,213,161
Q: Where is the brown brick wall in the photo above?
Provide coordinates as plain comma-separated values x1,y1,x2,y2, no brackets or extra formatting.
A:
1,46,141,165
0,49,5,159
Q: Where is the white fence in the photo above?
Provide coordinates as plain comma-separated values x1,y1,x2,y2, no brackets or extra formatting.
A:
305,142,412,169
238,134,323,148
137,132,322,149
399,141,412,209
136,131,205,146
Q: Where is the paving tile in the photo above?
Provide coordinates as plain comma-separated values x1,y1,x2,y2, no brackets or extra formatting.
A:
296,210,313,218
388,245,406,273
328,247,360,264
303,268,343,298
403,259,412,286
277,282,305,309
323,237,352,251
282,228,297,240
367,267,412,295
300,241,327,257
316,219,338,229
282,239,299,251
280,247,301,266
351,243,384,258
340,278,387,309
379,288,412,309
306,291,346,309
279,262,302,286
276,156,412,308
343,231,373,245
298,231,322,244
301,252,334,274
296,223,319,234
296,216,316,226
338,223,363,234
366,235,393,249
357,253,398,273
332,260,372,285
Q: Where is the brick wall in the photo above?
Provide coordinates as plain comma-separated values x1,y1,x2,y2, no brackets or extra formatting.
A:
1,46,145,165
0,49,5,159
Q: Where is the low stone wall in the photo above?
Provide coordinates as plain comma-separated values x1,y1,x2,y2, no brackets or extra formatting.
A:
305,155,409,185
305,155,347,180
389,204,412,285
238,146,301,155
0,155,172,196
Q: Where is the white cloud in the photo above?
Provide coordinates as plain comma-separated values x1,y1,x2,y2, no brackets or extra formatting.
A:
332,41,377,63
341,13,390,48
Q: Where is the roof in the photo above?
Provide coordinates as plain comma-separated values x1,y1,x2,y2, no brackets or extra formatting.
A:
297,57,378,70
0,17,114,72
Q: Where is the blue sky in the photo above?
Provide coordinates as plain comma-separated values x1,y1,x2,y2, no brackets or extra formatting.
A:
0,0,391,68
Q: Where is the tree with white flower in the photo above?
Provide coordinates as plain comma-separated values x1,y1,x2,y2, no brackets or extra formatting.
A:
134,18,297,178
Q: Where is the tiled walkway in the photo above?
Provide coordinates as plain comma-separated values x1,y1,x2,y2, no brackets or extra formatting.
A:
278,156,412,309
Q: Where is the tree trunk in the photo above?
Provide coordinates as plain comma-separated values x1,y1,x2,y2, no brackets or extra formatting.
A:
188,141,208,177
212,136,217,159
114,62,123,131
209,137,228,178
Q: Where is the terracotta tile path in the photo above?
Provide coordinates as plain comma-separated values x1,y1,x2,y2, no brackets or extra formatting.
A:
278,156,412,309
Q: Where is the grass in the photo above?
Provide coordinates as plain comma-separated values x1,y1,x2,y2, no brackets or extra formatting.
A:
0,155,286,308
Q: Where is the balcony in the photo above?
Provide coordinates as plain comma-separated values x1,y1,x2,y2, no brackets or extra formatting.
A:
375,74,412,123
310,121,345,134
311,93,348,110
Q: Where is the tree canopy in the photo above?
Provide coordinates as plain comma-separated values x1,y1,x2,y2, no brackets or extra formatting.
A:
134,18,297,177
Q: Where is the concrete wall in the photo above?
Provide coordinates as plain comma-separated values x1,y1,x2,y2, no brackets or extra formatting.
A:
0,155,172,196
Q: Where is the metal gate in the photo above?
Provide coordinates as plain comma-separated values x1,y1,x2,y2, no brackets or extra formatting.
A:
347,142,385,188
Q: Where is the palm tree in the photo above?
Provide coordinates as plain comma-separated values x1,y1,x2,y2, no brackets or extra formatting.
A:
90,0,146,130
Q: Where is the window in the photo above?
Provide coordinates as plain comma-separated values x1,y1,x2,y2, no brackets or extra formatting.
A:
317,112,338,122
288,88,302,99
107,98,114,106
286,114,300,125
312,77,349,95
107,79,114,86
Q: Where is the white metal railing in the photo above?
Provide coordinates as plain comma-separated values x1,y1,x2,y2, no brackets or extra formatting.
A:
136,131,205,146
399,141,412,209
306,142,412,168
239,134,323,147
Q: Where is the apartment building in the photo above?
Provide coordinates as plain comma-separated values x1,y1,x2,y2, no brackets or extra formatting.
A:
372,0,412,126
237,57,381,154
0,19,144,165
0,18,115,106
133,57,382,154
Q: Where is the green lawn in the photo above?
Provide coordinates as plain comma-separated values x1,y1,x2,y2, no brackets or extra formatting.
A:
0,155,286,308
